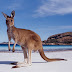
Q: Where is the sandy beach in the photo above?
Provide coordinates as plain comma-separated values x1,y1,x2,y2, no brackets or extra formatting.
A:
0,51,72,72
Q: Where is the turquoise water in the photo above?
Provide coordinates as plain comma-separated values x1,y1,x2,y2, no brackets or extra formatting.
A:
43,45,72,49
43,45,72,51
0,44,72,51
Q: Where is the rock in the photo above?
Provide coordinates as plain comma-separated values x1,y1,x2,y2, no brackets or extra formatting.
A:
42,32,72,45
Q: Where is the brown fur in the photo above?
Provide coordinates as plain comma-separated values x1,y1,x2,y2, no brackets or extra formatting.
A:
2,11,67,68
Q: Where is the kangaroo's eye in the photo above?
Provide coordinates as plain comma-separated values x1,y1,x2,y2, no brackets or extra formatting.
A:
11,20,12,22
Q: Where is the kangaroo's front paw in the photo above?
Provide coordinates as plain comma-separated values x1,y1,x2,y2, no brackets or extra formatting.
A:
8,48,11,51
12,48,15,52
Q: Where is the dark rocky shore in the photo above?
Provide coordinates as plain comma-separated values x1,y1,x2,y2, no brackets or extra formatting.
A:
42,32,72,45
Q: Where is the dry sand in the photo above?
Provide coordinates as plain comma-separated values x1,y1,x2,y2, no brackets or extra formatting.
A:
0,51,72,72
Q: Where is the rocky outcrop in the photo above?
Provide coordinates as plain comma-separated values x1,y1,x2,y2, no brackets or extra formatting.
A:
42,32,72,45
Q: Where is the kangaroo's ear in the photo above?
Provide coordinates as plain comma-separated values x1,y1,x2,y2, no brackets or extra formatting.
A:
11,10,15,17
2,12,8,18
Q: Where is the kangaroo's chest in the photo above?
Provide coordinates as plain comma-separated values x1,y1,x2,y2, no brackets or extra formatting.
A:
7,29,16,40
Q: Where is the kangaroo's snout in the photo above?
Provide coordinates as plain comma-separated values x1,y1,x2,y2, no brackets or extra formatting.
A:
6,20,9,22
6,20,9,25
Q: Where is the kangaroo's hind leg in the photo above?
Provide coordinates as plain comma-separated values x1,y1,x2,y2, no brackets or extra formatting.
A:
12,46,29,68
22,46,28,64
16,46,28,65
28,49,32,66
11,46,28,65
16,48,32,66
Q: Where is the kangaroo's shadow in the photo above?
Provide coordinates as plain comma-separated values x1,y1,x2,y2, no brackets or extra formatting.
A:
0,61,47,65
0,61,17,65
32,62,47,63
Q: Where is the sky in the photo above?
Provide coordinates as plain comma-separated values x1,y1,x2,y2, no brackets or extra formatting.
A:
0,0,72,42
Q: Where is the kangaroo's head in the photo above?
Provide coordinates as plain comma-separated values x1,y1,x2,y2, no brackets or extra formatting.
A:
2,10,15,28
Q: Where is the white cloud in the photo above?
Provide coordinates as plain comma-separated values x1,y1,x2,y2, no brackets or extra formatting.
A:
59,26,72,29
39,25,72,30
33,0,72,17
48,25,72,30
8,3,21,10
7,0,23,10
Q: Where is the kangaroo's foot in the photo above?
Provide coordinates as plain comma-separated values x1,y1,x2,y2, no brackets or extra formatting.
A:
8,47,11,51
11,58,28,65
12,64,31,68
12,48,15,52
11,62,24,65
12,62,32,68
17,62,32,66
11,61,30,65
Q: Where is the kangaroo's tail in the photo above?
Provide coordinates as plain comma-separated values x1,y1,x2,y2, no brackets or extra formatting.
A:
38,48,67,62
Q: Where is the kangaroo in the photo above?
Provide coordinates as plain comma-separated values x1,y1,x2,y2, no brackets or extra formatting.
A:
2,11,67,68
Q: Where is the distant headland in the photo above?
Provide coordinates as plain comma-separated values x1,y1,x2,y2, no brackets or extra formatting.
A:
0,42,14,44
42,32,72,45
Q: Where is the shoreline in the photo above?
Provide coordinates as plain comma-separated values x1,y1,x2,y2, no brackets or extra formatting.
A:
0,49,72,53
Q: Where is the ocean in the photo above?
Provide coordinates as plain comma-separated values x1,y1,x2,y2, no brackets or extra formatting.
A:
0,44,72,52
